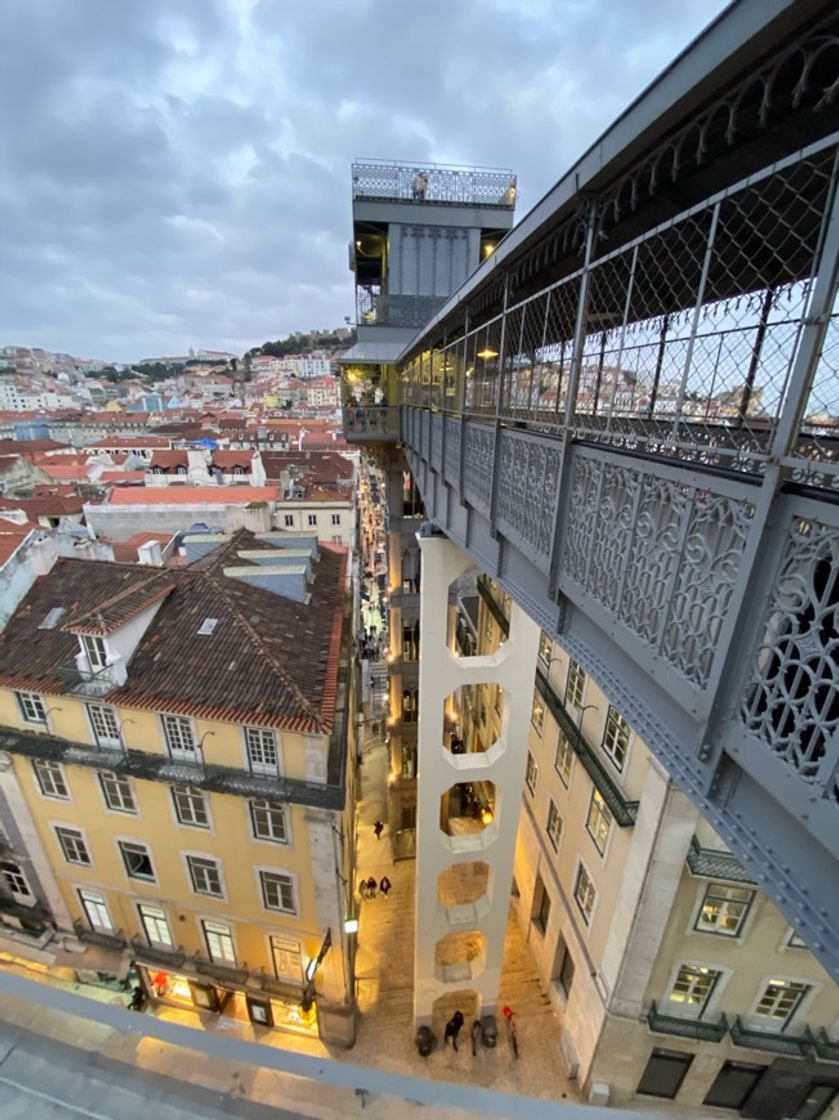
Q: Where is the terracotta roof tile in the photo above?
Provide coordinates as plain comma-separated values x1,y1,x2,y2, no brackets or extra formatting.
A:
0,529,346,732
106,486,278,506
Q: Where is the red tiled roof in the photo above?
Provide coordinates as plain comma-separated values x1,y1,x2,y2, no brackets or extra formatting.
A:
63,568,175,635
106,486,277,506
0,526,36,567
0,530,347,732
111,531,175,563
100,470,146,483
212,450,255,468
38,464,90,481
149,450,188,469
0,439,69,455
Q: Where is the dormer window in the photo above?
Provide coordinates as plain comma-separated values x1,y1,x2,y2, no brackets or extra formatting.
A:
82,635,107,670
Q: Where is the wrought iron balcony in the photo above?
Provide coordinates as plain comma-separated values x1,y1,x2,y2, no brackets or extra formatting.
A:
730,1016,815,1058
535,669,639,826
0,728,345,811
648,1001,729,1042
59,660,119,698
813,1028,839,1063
687,835,757,885
477,575,510,637
352,160,516,209
342,406,400,443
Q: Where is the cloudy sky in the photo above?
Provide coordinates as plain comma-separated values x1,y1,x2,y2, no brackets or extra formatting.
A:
0,0,728,362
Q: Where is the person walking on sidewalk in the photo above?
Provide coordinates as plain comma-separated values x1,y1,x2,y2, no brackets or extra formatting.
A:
471,1020,482,1056
359,877,369,901
366,876,377,899
373,819,384,840
444,1010,465,1051
379,875,392,898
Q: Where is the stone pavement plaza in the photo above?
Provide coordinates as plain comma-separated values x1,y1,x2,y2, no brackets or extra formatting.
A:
352,737,577,1103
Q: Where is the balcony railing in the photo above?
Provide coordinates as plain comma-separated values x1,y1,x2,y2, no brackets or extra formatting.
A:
813,1028,839,1063
648,1001,729,1042
0,728,345,812
352,160,516,209
477,575,510,637
59,660,118,698
535,669,639,826
343,406,400,441
687,834,757,885
730,1016,814,1057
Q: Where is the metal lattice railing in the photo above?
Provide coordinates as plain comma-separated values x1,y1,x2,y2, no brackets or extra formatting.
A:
400,136,839,487
352,159,516,208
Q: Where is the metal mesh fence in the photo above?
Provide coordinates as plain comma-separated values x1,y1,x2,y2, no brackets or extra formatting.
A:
442,139,839,484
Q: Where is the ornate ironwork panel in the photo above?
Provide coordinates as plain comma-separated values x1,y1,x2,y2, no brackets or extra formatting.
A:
444,416,460,485
561,450,753,688
740,509,839,804
431,412,443,471
462,422,494,511
495,430,561,561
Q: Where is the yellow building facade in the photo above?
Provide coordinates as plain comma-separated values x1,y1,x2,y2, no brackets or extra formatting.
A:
0,529,356,1045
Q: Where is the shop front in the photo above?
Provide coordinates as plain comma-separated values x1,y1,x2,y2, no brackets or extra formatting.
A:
137,963,318,1038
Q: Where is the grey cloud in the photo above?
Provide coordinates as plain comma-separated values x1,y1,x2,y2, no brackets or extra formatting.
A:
0,0,727,360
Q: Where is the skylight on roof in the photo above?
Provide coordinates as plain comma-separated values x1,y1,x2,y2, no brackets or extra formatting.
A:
38,607,66,630
198,618,219,636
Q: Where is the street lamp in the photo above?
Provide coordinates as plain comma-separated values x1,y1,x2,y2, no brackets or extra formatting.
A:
576,704,599,738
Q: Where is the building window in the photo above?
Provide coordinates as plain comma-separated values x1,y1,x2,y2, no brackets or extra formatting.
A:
531,692,545,735
573,862,596,925
260,870,296,913
82,634,107,670
667,964,722,1016
119,840,154,881
99,771,136,814
171,785,209,828
557,944,575,999
161,715,198,760
138,903,172,947
695,883,755,937
203,919,235,964
637,1049,694,1099
565,660,586,710
602,706,631,771
56,826,91,866
402,688,418,723
703,1062,766,1110
525,752,538,794
87,704,122,749
32,759,69,800
331,513,341,525
245,727,279,775
307,514,317,527
546,800,563,851
79,888,113,931
250,799,288,843
753,979,810,1029
16,691,46,724
186,855,223,898
0,860,31,899
284,514,294,527
532,875,551,934
586,790,612,856
792,1086,837,1120
270,934,302,980
554,731,574,787
538,632,553,665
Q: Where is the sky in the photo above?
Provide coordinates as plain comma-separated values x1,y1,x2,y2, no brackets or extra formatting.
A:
0,0,730,363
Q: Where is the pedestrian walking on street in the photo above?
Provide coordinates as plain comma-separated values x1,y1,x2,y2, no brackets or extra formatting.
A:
373,819,384,840
366,875,377,899
359,877,369,901
444,1010,465,1051
471,1020,482,1056
379,875,392,897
